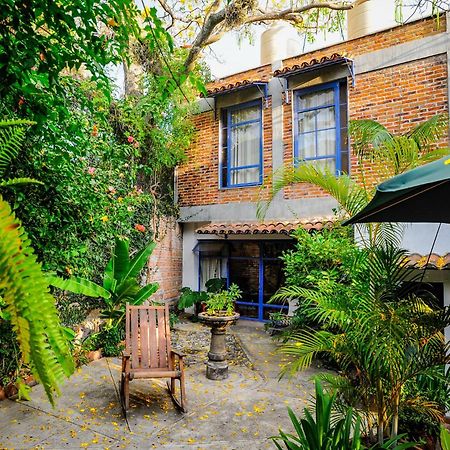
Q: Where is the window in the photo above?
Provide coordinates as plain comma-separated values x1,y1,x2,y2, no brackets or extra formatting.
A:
220,100,263,188
294,80,349,174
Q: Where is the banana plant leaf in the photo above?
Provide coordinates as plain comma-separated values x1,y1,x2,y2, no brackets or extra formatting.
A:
132,283,159,305
112,237,130,284
46,274,111,299
344,156,450,224
125,241,156,280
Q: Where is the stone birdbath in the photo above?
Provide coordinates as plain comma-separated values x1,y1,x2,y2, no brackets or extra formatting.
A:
198,312,240,380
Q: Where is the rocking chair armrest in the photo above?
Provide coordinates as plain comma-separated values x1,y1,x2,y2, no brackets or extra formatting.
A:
171,349,186,359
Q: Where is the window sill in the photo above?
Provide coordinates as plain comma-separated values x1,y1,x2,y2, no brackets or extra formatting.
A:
219,182,262,190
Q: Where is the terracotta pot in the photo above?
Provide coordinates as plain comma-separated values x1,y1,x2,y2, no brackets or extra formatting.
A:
87,349,103,361
24,375,37,387
0,387,6,401
5,382,18,398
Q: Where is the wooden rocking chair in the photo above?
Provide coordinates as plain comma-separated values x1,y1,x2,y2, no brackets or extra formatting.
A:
120,304,187,413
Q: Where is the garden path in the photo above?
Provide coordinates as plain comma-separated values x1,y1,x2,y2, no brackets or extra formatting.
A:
0,320,323,450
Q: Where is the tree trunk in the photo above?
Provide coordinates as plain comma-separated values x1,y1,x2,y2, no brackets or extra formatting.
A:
391,391,400,439
377,379,385,445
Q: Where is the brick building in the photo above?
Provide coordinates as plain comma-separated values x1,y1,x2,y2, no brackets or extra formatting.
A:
175,12,450,322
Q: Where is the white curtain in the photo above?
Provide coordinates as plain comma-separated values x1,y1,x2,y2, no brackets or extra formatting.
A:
230,105,260,185
200,258,226,291
297,88,336,171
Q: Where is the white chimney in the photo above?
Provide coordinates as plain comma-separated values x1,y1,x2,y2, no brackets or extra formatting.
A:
347,0,397,40
260,22,302,66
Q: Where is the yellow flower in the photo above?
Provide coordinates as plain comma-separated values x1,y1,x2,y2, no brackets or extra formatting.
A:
101,216,109,222
117,197,123,202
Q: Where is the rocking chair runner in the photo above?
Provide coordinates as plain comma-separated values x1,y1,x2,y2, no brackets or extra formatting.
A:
120,304,187,412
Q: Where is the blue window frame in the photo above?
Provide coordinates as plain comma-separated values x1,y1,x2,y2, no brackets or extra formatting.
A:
220,99,263,188
294,80,349,174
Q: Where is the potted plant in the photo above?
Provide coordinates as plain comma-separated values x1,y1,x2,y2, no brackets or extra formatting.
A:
265,311,291,336
198,284,241,380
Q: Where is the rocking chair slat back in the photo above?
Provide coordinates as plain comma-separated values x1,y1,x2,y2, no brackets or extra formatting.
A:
125,305,173,370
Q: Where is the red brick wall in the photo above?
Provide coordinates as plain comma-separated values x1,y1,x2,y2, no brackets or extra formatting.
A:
179,17,448,207
147,217,182,304
178,97,273,206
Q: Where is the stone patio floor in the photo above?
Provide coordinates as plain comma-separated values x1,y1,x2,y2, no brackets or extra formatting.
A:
0,320,323,450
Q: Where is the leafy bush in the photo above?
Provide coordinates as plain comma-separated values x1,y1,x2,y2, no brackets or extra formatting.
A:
178,278,226,310
96,327,124,358
280,226,361,331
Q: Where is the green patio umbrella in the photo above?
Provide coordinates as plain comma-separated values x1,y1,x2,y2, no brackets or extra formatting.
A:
344,156,450,225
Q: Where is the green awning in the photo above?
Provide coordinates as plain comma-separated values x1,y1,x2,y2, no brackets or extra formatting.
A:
344,156,450,225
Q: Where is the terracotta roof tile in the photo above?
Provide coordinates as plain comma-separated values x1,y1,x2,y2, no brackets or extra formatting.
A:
405,253,450,270
273,53,350,78
202,80,268,98
196,218,334,235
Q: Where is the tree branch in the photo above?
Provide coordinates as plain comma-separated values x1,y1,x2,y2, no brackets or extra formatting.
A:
244,2,353,24
181,1,354,74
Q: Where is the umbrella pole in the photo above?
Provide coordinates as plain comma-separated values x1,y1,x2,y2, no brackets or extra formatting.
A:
419,222,442,284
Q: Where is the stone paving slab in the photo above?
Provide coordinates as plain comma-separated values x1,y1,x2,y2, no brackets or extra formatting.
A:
0,321,323,450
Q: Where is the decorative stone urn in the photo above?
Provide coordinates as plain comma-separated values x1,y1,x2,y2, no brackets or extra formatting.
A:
198,312,240,380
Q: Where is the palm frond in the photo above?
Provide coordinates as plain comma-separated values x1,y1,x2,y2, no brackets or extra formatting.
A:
349,119,393,156
407,114,448,150
279,329,339,375
257,164,369,220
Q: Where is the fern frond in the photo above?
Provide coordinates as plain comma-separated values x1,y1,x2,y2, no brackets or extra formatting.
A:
0,120,34,178
0,177,43,188
0,196,74,405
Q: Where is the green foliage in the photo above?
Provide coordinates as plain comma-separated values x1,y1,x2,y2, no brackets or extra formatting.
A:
46,274,111,300
205,283,242,316
178,287,208,310
0,0,172,97
0,196,73,404
178,278,226,310
1,68,197,283
399,366,450,439
94,327,124,358
441,426,450,450
278,243,450,442
0,120,34,176
271,381,416,450
205,277,227,293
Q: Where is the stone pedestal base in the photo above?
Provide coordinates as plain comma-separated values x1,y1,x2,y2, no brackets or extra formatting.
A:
206,360,228,380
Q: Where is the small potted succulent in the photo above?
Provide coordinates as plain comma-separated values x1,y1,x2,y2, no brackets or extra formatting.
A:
198,284,241,380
